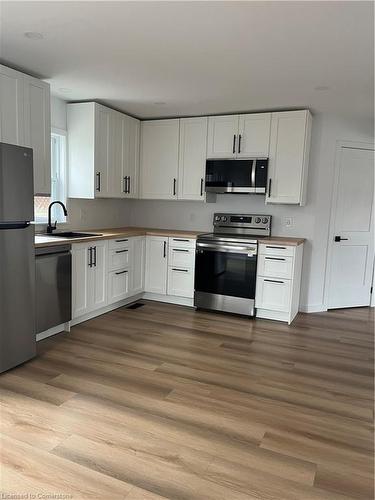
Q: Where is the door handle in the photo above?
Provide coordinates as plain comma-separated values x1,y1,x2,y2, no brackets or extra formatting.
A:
115,270,128,275
232,134,236,154
334,236,349,242
88,247,93,268
163,241,167,258
172,268,189,272
123,176,127,193
268,178,272,197
173,178,177,196
128,176,131,194
200,178,204,197
115,249,128,254
96,172,101,192
238,134,242,154
93,246,97,267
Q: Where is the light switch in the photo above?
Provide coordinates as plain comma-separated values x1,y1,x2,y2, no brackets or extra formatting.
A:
284,217,294,228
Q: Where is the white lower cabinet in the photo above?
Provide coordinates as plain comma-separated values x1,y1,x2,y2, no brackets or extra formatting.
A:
72,240,108,319
167,267,194,298
108,269,129,303
131,236,145,294
145,236,168,294
255,243,304,324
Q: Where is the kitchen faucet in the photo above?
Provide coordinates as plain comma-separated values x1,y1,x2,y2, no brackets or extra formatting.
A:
47,201,68,233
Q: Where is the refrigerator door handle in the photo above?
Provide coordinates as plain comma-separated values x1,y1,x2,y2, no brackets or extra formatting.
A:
0,222,30,230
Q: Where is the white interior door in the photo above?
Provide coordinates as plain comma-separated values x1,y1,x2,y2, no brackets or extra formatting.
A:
328,146,374,309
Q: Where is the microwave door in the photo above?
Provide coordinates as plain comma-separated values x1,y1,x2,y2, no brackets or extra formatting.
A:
254,159,268,193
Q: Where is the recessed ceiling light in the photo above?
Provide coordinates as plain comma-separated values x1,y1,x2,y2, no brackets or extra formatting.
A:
314,86,331,91
24,31,44,40
59,88,72,93
154,101,166,105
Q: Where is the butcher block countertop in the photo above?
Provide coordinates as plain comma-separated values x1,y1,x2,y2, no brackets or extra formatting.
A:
34,227,204,248
258,236,305,246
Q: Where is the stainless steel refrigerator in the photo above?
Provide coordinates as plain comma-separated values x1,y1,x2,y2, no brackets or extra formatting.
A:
0,142,36,373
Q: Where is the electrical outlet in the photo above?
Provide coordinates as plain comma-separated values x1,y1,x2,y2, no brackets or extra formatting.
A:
80,209,87,221
284,217,294,228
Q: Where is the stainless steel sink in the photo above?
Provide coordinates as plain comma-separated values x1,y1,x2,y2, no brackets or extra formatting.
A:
46,231,102,238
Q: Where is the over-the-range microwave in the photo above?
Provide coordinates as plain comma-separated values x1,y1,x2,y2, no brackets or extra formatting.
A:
205,158,268,194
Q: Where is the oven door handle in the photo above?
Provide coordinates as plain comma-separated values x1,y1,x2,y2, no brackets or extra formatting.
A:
196,242,257,256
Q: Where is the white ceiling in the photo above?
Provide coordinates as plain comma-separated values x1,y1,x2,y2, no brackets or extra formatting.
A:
0,1,373,120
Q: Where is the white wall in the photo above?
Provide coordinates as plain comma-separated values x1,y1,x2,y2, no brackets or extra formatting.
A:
129,111,374,311
51,96,132,230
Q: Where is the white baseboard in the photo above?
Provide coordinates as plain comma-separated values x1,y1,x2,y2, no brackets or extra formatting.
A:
36,322,70,341
70,293,144,326
299,304,327,313
143,292,194,307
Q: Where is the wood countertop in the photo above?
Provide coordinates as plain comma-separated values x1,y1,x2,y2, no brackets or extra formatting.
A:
258,236,305,246
34,227,204,248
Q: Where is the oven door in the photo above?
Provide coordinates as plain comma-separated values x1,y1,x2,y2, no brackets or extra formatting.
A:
194,242,257,316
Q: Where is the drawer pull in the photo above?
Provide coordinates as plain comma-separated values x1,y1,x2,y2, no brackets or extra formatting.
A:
265,257,285,261
173,249,189,253
172,268,189,272
116,239,128,242
264,279,284,284
115,249,128,254
173,238,189,242
115,270,128,275
266,245,286,250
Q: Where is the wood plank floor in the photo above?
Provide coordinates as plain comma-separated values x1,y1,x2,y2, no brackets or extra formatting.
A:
1,302,373,499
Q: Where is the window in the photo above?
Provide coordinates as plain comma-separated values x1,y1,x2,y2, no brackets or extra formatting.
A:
34,129,67,223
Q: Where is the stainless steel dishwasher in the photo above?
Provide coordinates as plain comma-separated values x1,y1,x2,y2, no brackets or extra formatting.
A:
35,244,72,333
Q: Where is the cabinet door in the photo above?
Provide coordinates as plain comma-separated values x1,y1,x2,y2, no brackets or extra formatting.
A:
255,277,292,312
108,110,123,197
72,243,91,319
0,65,24,146
140,120,179,199
167,267,194,298
237,113,271,158
108,269,129,304
131,236,145,294
178,117,207,200
90,240,108,310
95,105,110,197
144,236,168,294
23,78,51,195
122,116,140,198
207,115,238,159
266,110,311,205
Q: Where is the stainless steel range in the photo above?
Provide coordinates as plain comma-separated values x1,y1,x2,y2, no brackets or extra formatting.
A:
194,213,271,316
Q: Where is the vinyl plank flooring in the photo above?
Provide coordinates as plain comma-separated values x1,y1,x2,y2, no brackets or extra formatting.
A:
1,302,373,499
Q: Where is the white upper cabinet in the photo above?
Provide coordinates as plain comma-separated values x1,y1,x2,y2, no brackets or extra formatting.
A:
0,65,24,146
207,115,238,158
207,113,271,159
122,115,140,198
140,119,179,199
0,64,51,195
237,113,271,158
68,102,140,199
178,117,207,200
266,110,312,206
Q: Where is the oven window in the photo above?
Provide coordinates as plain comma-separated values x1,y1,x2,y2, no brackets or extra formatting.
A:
205,160,252,188
195,249,256,298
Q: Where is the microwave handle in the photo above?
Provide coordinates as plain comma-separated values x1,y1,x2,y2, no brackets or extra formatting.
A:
251,160,256,188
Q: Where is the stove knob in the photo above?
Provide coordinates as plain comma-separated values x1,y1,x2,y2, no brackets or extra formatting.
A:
222,216,227,222
255,217,261,223
262,217,269,224
214,215,221,221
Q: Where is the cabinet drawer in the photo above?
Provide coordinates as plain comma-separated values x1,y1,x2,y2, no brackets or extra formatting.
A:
108,269,129,304
259,243,295,257
168,236,196,249
255,276,291,312
109,237,131,250
108,247,130,271
167,267,194,298
257,255,293,279
168,246,195,268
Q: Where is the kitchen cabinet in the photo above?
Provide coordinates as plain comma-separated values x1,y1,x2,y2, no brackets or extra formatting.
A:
167,237,195,299
131,236,145,294
108,269,129,303
140,119,179,199
68,102,140,199
167,267,194,298
144,236,168,294
72,240,108,318
0,64,51,195
207,113,271,159
256,242,304,324
266,110,312,205
178,117,207,200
